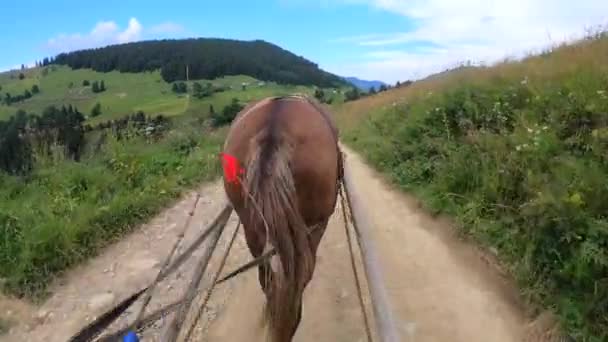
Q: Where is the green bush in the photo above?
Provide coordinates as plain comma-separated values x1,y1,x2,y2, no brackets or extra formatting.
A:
211,98,244,127
345,75,608,340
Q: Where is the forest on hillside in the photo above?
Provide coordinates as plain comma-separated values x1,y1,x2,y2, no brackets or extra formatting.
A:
50,38,345,87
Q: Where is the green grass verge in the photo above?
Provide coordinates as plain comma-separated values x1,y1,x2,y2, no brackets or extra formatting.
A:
0,115,225,299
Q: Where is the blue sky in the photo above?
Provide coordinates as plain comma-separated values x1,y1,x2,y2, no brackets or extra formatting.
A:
2,0,607,83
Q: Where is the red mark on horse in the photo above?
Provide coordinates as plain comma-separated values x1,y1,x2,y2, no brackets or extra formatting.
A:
220,152,244,185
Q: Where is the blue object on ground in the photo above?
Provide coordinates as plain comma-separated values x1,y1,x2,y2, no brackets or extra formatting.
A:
123,331,139,342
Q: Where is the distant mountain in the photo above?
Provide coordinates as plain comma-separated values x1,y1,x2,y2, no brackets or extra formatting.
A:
51,38,347,87
343,76,387,91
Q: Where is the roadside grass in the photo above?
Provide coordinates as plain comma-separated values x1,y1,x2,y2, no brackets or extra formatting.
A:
335,32,608,341
0,114,225,299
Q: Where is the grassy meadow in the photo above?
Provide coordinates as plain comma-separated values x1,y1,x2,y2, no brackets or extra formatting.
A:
0,66,346,123
0,66,183,121
335,32,608,341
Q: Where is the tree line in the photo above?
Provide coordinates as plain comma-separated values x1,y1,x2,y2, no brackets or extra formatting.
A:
82,80,106,93
0,105,169,175
3,85,40,105
51,38,346,87
0,105,85,174
171,81,228,98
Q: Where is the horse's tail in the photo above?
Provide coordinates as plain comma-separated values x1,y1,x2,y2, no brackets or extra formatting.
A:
244,126,312,342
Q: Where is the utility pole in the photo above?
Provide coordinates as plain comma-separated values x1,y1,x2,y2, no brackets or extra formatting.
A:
185,64,190,99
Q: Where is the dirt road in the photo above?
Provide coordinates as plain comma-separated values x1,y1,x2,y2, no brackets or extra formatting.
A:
2,147,533,342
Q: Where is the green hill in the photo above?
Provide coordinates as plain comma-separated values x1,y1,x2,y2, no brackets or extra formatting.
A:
335,31,608,341
0,65,346,123
51,38,346,87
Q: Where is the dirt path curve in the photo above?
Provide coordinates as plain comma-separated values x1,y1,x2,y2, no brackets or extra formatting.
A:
2,146,530,342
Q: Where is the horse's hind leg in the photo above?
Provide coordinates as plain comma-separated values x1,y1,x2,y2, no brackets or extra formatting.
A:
306,219,329,281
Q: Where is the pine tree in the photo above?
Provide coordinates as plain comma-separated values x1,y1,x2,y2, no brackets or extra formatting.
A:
192,82,203,98
91,102,102,117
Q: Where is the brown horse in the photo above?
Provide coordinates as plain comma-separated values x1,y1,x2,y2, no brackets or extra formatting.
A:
221,95,343,341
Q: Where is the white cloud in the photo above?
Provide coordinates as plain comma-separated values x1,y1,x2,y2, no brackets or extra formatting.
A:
328,0,608,83
90,21,119,39
45,17,182,54
117,18,143,43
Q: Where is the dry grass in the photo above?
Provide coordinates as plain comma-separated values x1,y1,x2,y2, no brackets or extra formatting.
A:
333,31,608,132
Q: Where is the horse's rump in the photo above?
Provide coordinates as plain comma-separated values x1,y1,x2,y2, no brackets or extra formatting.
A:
223,95,341,228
